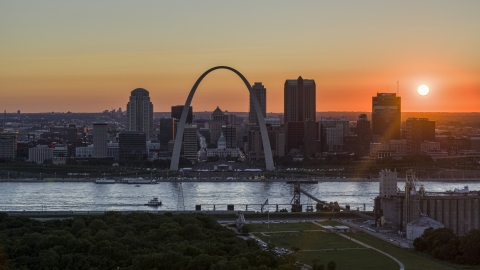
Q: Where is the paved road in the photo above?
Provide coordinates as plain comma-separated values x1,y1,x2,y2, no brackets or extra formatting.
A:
340,219,413,248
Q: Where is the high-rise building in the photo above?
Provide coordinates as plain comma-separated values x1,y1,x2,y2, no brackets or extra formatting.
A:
158,118,177,151
284,76,316,155
126,88,154,140
66,124,78,143
119,131,147,159
93,123,108,158
182,124,198,162
171,105,193,124
372,93,401,142
209,107,225,144
404,118,435,155
284,76,316,122
0,133,17,159
248,82,267,125
356,114,372,157
222,125,237,149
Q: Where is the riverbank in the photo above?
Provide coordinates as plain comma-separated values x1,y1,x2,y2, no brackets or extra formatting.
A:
2,177,480,183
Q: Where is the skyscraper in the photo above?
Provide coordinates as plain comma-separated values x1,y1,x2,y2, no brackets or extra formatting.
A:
171,105,193,124
248,82,266,125
372,93,401,142
284,76,316,123
222,125,237,149
356,114,371,157
182,124,198,161
284,76,316,155
93,123,108,158
126,88,154,140
158,118,176,151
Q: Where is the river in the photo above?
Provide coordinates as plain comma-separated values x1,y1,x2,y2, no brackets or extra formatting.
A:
1,181,479,212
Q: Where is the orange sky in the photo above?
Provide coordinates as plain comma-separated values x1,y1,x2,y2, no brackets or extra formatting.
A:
1,1,479,113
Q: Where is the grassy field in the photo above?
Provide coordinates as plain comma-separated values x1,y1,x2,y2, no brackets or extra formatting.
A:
254,231,361,250
317,220,344,226
246,221,324,232
345,232,454,270
254,230,398,269
248,222,456,269
295,248,399,270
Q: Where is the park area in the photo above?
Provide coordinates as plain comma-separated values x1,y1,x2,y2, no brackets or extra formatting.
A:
247,221,456,270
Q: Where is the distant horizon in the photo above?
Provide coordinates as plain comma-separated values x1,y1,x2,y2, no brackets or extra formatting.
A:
2,2,480,113
4,110,480,114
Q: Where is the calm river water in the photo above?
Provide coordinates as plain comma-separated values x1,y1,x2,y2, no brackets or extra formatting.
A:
1,181,479,212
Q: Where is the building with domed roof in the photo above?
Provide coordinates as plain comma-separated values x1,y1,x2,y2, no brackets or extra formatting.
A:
206,132,239,158
126,88,155,140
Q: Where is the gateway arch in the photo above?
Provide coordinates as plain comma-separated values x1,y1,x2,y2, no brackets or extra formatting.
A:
170,66,275,171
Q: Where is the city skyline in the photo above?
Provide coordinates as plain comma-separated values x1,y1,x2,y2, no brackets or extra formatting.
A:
1,1,479,113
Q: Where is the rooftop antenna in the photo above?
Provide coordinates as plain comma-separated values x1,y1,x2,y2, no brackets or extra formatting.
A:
397,80,399,95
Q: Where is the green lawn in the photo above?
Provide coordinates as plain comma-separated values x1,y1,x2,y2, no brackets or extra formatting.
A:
254,231,361,250
295,248,399,270
246,222,322,232
345,232,454,270
317,220,344,226
254,231,398,269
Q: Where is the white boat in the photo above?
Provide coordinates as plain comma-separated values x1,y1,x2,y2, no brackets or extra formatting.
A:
144,197,162,206
95,178,115,184
446,185,469,193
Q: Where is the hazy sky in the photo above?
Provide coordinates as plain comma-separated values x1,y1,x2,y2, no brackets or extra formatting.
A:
1,1,479,113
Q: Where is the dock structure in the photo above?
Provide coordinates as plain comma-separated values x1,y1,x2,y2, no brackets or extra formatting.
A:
299,187,372,219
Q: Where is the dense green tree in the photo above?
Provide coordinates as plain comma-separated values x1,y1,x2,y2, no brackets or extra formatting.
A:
0,213,297,269
327,260,336,270
458,229,480,265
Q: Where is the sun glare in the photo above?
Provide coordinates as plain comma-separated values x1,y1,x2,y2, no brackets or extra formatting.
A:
418,85,429,96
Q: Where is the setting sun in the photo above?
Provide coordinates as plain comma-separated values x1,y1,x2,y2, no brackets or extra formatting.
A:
418,85,430,96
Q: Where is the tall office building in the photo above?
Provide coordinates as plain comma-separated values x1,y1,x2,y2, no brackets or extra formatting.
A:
284,76,316,122
222,125,237,149
404,118,435,155
0,133,17,159
209,107,225,144
248,82,267,125
372,93,401,142
119,131,147,159
284,76,316,154
182,124,198,161
171,105,193,124
66,124,78,143
158,118,176,151
126,88,155,140
356,114,372,157
93,123,108,158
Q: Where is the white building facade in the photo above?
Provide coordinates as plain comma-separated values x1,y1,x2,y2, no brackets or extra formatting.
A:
29,145,53,164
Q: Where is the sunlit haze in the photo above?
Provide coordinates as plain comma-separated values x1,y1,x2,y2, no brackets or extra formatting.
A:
1,1,479,113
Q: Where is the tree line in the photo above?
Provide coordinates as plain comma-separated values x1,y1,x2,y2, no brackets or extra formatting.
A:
0,212,298,270
413,227,480,266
